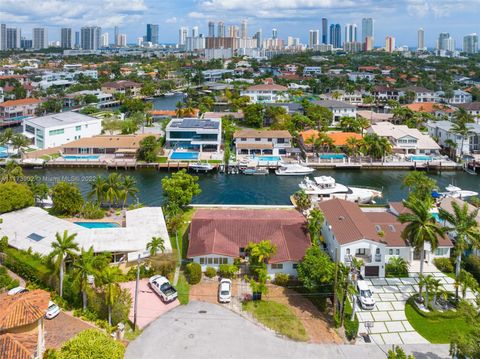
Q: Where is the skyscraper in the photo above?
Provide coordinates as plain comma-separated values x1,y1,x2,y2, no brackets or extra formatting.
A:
146,24,159,45
329,24,341,48
33,28,48,50
75,31,80,48
309,29,320,48
0,24,7,51
192,26,199,38
80,26,101,50
385,36,395,53
361,18,374,46
463,33,478,54
118,34,127,47
229,25,238,38
61,28,72,49
344,24,357,43
417,28,425,51
208,21,215,37
217,21,225,38
179,27,188,46
272,28,278,39
437,32,455,52
241,20,248,39
253,29,262,48
321,18,328,44
114,26,119,46
6,28,21,49
101,33,109,47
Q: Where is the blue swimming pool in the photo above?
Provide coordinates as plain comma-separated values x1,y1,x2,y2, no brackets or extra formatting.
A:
63,155,100,160
319,154,346,159
409,155,434,161
74,222,120,229
254,155,282,162
0,146,8,158
170,151,199,161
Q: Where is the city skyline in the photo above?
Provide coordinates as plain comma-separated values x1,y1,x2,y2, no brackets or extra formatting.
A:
0,0,479,47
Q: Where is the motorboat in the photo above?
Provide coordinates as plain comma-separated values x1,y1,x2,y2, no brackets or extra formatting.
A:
243,167,269,175
189,162,214,172
440,184,478,199
275,163,314,176
299,176,382,204
164,92,175,96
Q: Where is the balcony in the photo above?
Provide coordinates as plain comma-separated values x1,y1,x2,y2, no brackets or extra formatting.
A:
345,252,382,264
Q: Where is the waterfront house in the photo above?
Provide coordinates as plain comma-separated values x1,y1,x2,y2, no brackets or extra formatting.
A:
101,80,141,97
436,89,473,105
320,90,363,105
23,112,102,149
404,102,456,120
165,118,222,152
303,66,322,77
299,130,362,152
367,121,441,155
201,69,234,82
0,289,50,359
233,129,292,156
347,72,375,82
187,209,311,277
426,120,480,156
312,99,357,126
63,90,118,109
0,98,42,124
318,199,453,277
240,84,289,103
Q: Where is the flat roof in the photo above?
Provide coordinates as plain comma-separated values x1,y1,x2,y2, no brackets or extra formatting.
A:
62,134,153,149
25,111,99,128
168,118,220,130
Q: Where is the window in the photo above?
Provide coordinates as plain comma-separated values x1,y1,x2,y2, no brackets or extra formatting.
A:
435,248,448,256
389,249,393,255
271,263,283,269
25,125,35,134
375,248,380,254
75,125,81,131
346,248,350,255
293,263,298,269
267,138,272,142
213,258,219,265
277,138,285,144
396,249,400,255
356,248,366,255
49,128,64,136
207,258,213,264
241,138,247,141
255,138,261,141
222,258,228,264
199,258,205,264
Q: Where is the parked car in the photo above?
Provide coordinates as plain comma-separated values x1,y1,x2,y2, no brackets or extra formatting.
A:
218,279,232,303
148,275,178,302
45,301,61,319
7,286,28,296
357,280,376,310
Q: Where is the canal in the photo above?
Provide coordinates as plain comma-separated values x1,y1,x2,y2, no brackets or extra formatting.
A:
23,168,480,206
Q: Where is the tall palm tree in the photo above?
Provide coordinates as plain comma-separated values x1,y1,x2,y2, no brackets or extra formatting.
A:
361,134,392,161
88,176,107,205
423,274,440,307
104,173,122,207
97,266,122,325
11,134,30,155
120,175,139,208
72,246,96,310
431,277,443,306
49,231,79,298
146,236,166,257
0,128,14,146
439,201,480,300
307,209,324,245
398,197,445,297
0,161,24,183
345,136,363,159
451,120,471,157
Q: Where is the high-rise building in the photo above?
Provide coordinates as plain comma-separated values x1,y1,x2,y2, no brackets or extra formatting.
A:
0,24,7,51
361,18,374,45
101,33,109,47
437,32,455,52
80,26,101,50
192,26,199,38
228,25,238,38
329,24,341,48
385,36,395,53
253,29,262,48
74,31,80,48
114,26,119,46
321,18,328,44
21,38,32,49
217,21,225,38
6,28,21,49
33,28,48,49
179,27,188,46
272,28,278,39
463,33,478,54
241,20,248,39
118,34,127,47
344,24,357,43
364,36,374,51
60,28,72,49
208,21,215,37
309,29,320,48
417,28,425,51
146,24,159,45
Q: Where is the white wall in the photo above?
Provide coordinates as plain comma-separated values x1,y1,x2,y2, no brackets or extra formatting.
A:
267,261,298,277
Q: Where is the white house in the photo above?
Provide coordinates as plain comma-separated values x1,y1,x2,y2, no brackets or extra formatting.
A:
240,84,289,103
436,90,473,105
400,86,438,103
457,102,480,123
426,120,480,156
303,66,322,77
165,117,222,152
23,111,102,149
233,129,292,156
348,72,375,82
313,99,357,126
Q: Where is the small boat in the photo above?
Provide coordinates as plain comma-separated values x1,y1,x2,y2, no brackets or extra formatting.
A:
189,162,214,172
243,167,269,175
164,92,175,96
275,163,314,176
299,176,382,204
440,184,478,199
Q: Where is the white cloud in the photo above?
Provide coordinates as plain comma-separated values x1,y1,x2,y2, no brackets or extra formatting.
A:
406,0,480,18
188,11,209,19
165,16,178,24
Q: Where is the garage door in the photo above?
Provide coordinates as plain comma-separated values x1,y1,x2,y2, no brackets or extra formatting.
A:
365,266,379,277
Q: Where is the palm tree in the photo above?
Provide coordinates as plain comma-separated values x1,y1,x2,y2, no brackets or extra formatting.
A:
293,190,311,212
0,161,23,183
88,176,107,205
439,201,480,300
398,197,445,297
387,256,409,276
458,269,479,299
120,175,139,208
444,139,457,159
307,209,324,245
49,231,79,298
361,134,392,161
0,128,14,146
451,120,471,158
104,173,122,207
146,236,166,257
72,246,96,310
246,240,277,264
431,277,443,306
11,134,30,155
423,274,440,308
97,266,122,325
345,136,363,159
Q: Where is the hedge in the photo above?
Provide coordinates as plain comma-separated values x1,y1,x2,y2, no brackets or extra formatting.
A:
56,329,125,359
464,256,480,283
406,296,460,319
0,266,20,291
0,182,34,214
218,264,237,279
433,257,454,274
204,267,217,278
3,247,54,288
185,262,202,284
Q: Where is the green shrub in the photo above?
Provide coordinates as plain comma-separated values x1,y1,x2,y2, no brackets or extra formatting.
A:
433,257,454,273
3,247,54,288
343,299,359,341
185,262,202,284
80,202,104,219
148,252,177,278
464,256,480,283
0,266,19,290
0,236,8,252
58,329,124,359
205,267,217,278
273,273,289,286
218,264,237,279
0,182,34,214
86,287,131,326
50,181,84,216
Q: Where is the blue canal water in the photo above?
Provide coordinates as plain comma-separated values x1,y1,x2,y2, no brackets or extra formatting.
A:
150,93,186,110
23,167,480,206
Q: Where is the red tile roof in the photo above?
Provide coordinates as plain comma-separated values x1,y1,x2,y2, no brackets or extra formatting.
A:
0,98,41,107
364,212,408,247
0,332,37,359
245,84,288,92
0,290,50,330
187,209,311,263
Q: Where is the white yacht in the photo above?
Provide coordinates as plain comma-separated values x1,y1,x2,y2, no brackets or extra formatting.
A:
275,163,315,176
299,176,382,204
189,162,214,172
441,184,478,199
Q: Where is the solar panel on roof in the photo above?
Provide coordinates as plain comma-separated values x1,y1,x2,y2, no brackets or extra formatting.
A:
27,233,45,242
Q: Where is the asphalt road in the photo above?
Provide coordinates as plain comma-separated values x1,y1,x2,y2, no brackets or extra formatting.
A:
126,301,451,359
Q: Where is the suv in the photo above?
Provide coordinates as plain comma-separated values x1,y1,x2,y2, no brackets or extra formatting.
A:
357,280,376,310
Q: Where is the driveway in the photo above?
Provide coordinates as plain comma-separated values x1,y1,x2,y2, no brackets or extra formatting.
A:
120,279,179,329
44,312,93,349
125,301,451,359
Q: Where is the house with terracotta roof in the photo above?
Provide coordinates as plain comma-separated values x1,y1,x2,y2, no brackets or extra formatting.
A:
0,289,50,359
0,98,42,123
240,84,289,103
233,129,292,156
318,199,453,277
299,130,362,150
187,209,311,277
101,80,141,97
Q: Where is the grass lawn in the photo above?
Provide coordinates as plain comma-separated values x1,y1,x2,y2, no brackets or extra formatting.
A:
242,300,308,341
168,207,195,260
405,300,474,343
176,272,190,305
156,156,168,163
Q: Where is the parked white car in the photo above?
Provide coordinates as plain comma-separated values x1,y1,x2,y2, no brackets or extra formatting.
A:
148,275,178,302
45,301,61,319
218,279,232,303
7,286,28,296
357,280,376,310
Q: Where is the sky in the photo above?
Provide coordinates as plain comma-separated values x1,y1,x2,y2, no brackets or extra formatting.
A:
1,0,479,48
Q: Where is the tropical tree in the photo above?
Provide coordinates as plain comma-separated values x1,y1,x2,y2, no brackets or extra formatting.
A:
146,236,166,257
88,176,107,205
344,136,363,158
307,209,324,245
297,246,335,291
104,173,122,206
458,269,479,299
361,133,392,161
11,134,30,154
439,201,480,299
120,175,138,208
293,190,311,212
0,161,23,183
0,128,14,145
423,274,441,307
49,231,79,298
72,246,96,310
386,256,409,276
246,240,277,264
97,266,122,325
402,171,437,202
161,169,201,216
452,108,474,157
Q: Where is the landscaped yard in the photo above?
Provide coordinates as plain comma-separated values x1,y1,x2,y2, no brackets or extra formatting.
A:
176,272,190,305
242,300,308,341
404,299,475,343
168,207,195,259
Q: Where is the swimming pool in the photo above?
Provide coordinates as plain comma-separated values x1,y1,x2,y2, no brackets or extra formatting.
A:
170,151,199,161
0,146,8,158
63,155,100,160
74,222,120,229
319,154,346,159
253,155,282,162
409,155,434,161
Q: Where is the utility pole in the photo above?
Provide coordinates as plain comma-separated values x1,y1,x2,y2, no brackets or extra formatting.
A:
133,254,140,329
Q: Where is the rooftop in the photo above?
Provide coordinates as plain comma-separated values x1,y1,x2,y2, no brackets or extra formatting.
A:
244,84,288,92
168,118,220,130
313,99,357,109
234,129,292,139
0,289,50,330
0,98,41,107
62,134,153,149
369,122,440,150
300,130,362,146
25,111,99,128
